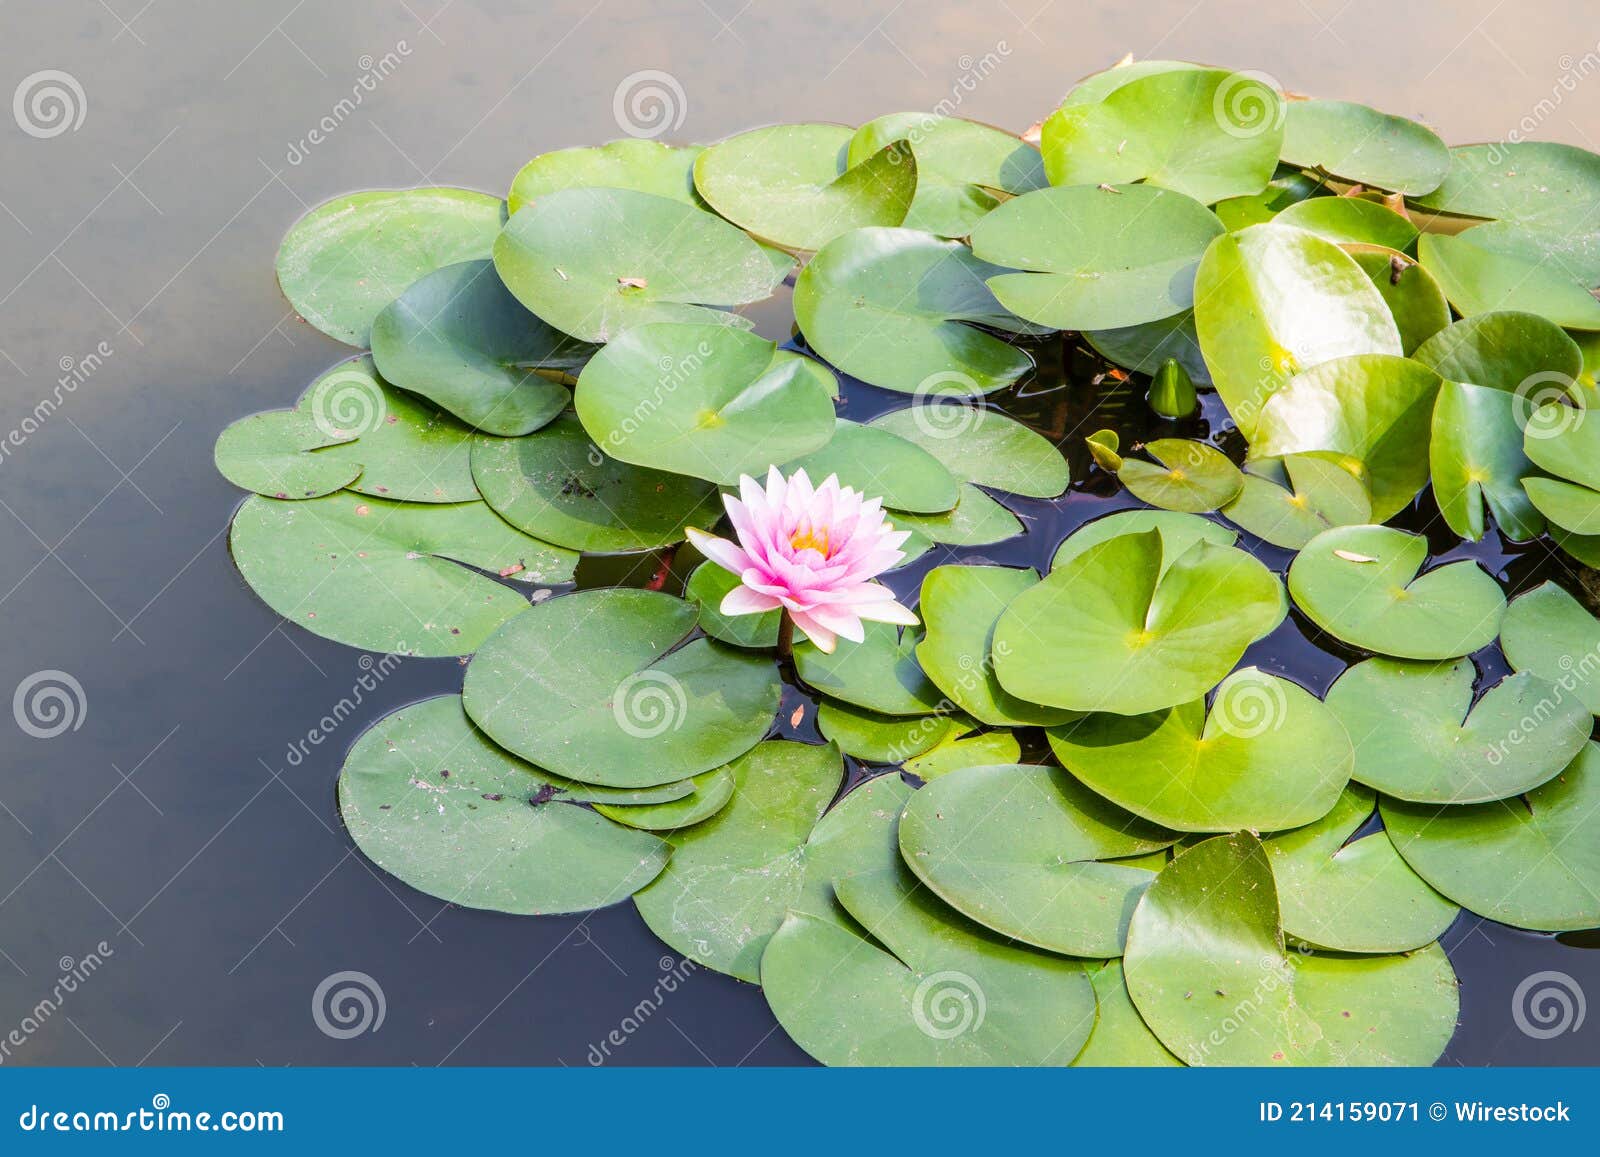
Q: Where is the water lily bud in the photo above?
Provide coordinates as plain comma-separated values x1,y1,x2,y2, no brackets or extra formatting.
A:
1086,428,1123,472
1148,358,1198,419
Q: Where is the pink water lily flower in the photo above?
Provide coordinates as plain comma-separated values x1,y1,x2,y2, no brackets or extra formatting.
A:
687,467,918,654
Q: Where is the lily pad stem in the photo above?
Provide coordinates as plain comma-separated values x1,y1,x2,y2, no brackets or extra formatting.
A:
776,609,796,659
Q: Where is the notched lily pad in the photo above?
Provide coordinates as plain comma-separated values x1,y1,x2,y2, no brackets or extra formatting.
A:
1221,453,1371,549
214,409,358,499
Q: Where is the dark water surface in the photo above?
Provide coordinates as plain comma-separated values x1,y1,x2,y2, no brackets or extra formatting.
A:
2,0,1598,1067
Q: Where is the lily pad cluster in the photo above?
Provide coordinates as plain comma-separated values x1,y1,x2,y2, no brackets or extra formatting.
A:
216,56,1600,1067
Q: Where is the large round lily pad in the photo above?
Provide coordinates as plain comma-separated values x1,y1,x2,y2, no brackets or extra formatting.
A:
1272,196,1419,251
1264,785,1457,954
1383,742,1600,932
276,187,505,347
575,323,836,484
1194,225,1403,438
1287,525,1505,660
461,589,780,788
369,260,588,436
916,565,1075,727
1419,228,1600,330
632,740,843,980
794,621,943,716
995,530,1285,715
887,484,1021,546
1041,67,1282,204
1124,833,1459,1066
229,491,576,657
214,410,357,499
761,866,1096,1066
1047,668,1351,832
868,404,1068,498
784,419,957,514
693,124,916,252
1412,309,1583,392
897,763,1176,956
1221,453,1370,549
471,414,718,552
793,227,1035,395
508,139,701,213
1051,509,1236,573
1280,100,1450,195
968,184,1223,331
1500,581,1600,716
847,113,1046,238
493,187,785,342
338,696,668,914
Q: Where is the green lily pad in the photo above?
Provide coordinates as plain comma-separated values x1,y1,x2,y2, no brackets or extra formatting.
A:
1048,667,1351,832
903,730,1022,780
461,588,780,788
1326,656,1588,804
1501,582,1600,716
575,323,836,484
633,740,842,980
1059,59,1205,105
508,139,701,213
693,124,917,252
338,696,668,914
1123,833,1459,1066
815,700,971,762
794,227,1035,396
1041,67,1283,204
1221,453,1371,549
969,184,1223,331
1343,246,1451,356
293,357,479,503
1383,742,1600,932
1251,354,1443,522
493,187,785,342
795,621,943,717
1522,398,1600,498
276,187,505,347
784,420,956,515
229,491,576,657
848,114,1046,237
594,765,737,831
684,561,780,649
1213,165,1324,231
369,260,586,436
1414,310,1584,391
1074,960,1183,1067
1264,785,1457,954
471,414,718,552
1419,226,1600,330
898,763,1176,956
1051,509,1236,573
1429,380,1542,542
994,530,1285,715
214,410,358,499
1111,438,1244,513
761,866,1096,1066
885,484,1019,546
794,774,915,926
1084,311,1211,386
1273,197,1419,250
868,404,1068,498
1287,525,1505,660
1280,100,1450,195
1525,476,1600,535
1194,225,1403,438
916,565,1076,727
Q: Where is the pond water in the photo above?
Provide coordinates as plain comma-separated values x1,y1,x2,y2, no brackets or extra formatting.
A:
1,0,1597,1066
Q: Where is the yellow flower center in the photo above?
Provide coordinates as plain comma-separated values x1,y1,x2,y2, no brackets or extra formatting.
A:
790,526,830,557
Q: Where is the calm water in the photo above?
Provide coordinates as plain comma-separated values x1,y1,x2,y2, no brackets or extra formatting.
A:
1,0,1597,1067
